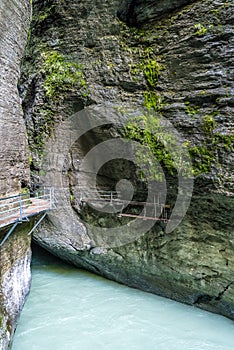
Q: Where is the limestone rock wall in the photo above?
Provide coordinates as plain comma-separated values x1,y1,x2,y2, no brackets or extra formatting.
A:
0,0,32,348
0,0,31,195
0,225,32,350
21,0,234,320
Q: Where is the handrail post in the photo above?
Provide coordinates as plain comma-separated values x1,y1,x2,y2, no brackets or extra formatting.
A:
110,191,113,205
50,187,54,209
19,194,23,221
49,188,52,209
154,195,156,219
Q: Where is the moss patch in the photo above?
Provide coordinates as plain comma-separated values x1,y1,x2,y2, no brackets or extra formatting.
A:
40,51,87,99
184,114,234,175
119,23,165,112
123,113,193,180
184,101,200,117
143,91,164,111
143,58,165,88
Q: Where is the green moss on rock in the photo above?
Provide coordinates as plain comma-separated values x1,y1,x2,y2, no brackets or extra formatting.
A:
143,91,164,111
185,119,234,175
123,113,193,179
143,58,165,88
41,51,87,99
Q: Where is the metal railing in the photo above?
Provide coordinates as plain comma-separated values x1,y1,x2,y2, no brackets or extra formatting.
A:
0,187,55,228
0,187,56,247
79,187,170,222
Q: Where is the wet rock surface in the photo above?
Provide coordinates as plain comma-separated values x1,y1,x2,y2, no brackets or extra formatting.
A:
21,0,234,320
0,0,31,348
0,225,32,350
0,0,31,195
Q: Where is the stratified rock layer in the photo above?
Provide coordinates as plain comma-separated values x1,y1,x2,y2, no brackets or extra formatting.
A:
0,225,31,350
0,0,31,348
0,0,31,195
21,0,234,320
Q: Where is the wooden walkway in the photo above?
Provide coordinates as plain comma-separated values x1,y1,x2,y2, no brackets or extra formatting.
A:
0,185,170,248
0,198,51,228
0,188,54,246
79,188,170,222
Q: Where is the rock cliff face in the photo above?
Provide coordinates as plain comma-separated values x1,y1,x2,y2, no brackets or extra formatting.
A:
21,0,234,320
0,0,31,195
0,225,31,350
0,0,31,348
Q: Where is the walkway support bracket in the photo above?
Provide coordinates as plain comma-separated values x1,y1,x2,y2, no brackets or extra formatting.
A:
27,212,47,236
0,221,19,247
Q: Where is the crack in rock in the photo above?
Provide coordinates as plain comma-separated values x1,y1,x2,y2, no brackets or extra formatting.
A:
215,281,234,301
193,281,234,305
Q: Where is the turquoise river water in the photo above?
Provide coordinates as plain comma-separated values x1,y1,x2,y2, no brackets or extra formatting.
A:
12,247,234,350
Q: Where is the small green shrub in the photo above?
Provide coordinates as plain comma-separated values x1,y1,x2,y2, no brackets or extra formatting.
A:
202,114,217,134
143,59,165,88
193,23,207,36
143,91,164,111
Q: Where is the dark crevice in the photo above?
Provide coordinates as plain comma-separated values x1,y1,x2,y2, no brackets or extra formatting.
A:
193,282,234,305
79,257,102,274
117,0,199,27
215,281,234,301
193,293,213,304
123,0,138,26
